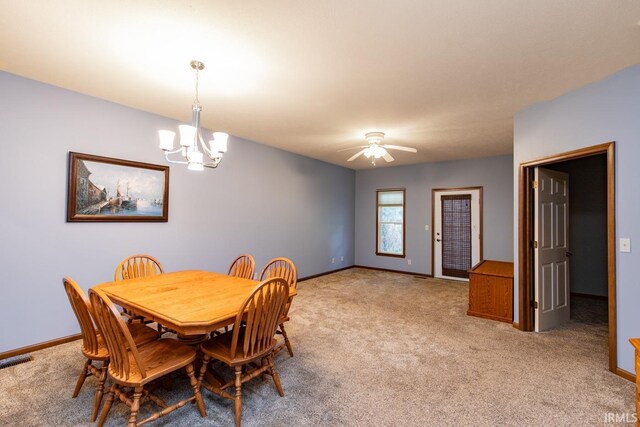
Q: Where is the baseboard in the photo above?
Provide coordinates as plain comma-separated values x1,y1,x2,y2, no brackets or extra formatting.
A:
0,333,82,360
299,265,355,282
615,367,636,382
354,265,431,278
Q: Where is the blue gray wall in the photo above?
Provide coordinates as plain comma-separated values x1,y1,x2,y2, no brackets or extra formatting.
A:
514,64,640,372
354,155,514,274
0,72,355,353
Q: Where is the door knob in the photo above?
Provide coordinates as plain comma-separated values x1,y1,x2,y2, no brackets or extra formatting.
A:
436,239,441,242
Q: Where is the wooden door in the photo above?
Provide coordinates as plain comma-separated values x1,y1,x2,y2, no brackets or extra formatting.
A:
534,168,570,331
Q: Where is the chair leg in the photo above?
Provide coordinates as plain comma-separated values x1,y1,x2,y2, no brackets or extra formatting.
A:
91,361,109,422
261,357,267,382
127,386,143,427
234,366,243,427
268,355,284,397
186,363,206,417
97,383,116,427
197,354,210,387
279,324,294,357
72,359,91,398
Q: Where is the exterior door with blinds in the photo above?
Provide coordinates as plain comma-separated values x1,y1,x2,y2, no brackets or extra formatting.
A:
433,188,482,280
441,195,472,278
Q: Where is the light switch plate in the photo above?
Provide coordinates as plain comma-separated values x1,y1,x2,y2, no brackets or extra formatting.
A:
620,238,631,253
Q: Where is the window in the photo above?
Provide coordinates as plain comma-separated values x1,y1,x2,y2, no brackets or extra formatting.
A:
376,189,405,257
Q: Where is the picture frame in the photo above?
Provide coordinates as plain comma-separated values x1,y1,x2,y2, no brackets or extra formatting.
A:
67,152,169,222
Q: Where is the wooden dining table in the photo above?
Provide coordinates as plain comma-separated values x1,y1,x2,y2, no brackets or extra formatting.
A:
94,270,297,338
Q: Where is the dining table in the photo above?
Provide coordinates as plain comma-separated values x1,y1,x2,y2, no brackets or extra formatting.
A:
94,269,297,340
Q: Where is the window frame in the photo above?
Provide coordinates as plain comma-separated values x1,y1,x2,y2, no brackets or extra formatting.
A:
375,188,406,258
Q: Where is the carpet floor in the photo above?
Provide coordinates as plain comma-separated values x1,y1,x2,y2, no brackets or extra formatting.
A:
0,268,635,426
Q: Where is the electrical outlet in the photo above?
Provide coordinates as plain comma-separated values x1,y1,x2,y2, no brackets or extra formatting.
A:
331,258,335,264
425,225,429,231
620,238,631,253
407,259,412,265
340,256,344,261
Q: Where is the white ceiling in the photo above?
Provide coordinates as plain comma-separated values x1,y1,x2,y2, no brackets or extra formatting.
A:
1,1,639,169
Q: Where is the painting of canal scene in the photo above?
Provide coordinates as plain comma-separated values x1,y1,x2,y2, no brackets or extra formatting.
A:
67,152,169,222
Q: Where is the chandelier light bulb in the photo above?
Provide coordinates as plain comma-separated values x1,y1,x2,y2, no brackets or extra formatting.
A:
158,130,176,151
212,132,229,153
178,125,197,148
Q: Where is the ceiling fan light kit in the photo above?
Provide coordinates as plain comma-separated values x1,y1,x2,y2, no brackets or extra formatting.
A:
342,131,417,166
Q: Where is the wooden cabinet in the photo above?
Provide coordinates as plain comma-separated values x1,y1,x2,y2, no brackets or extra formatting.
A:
467,260,513,323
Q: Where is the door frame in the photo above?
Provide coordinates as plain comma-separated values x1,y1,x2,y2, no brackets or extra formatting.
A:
517,142,619,375
431,186,483,279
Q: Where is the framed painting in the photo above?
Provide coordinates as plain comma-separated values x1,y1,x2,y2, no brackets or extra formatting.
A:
67,152,169,222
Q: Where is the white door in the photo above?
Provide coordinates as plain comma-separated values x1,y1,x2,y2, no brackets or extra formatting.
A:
534,168,570,332
433,189,481,280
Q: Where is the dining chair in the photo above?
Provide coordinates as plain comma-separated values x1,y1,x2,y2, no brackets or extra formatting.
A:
63,277,159,422
259,257,298,357
227,254,256,280
114,254,165,330
197,278,289,427
114,254,164,282
89,288,206,427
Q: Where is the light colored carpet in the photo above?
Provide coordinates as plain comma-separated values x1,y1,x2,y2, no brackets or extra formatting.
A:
0,268,634,426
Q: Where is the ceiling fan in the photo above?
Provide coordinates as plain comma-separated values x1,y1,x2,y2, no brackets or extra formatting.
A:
338,132,417,165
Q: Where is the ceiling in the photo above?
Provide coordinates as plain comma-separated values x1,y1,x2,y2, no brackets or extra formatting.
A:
1,1,639,169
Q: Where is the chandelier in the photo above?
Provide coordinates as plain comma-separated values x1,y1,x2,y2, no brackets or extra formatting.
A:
158,60,229,171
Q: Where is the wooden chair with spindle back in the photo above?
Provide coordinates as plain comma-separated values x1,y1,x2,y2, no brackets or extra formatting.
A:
259,257,298,357
63,277,159,422
114,254,165,329
114,254,164,282
89,288,206,427
198,278,289,427
227,254,256,280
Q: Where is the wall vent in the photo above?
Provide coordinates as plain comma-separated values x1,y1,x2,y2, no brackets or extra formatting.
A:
0,354,33,370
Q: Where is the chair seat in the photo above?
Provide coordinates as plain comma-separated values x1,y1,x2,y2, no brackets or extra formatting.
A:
201,330,277,367
109,339,196,386
81,324,159,361
128,323,161,346
82,336,110,361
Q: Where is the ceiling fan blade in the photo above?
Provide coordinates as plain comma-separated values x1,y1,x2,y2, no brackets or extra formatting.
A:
383,152,395,162
347,149,367,161
383,144,417,153
337,145,367,152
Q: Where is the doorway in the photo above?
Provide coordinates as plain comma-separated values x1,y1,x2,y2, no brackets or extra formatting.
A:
432,187,483,280
518,142,618,375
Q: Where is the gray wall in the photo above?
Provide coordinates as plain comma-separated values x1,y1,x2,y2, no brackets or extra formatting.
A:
548,156,608,297
354,155,514,274
514,64,640,372
0,72,355,353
